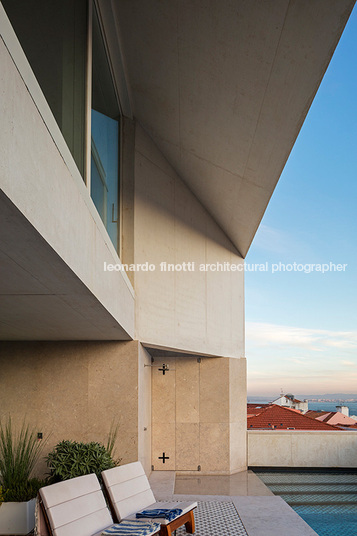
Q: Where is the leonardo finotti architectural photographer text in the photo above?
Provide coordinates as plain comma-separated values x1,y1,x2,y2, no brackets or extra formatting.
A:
104,261,347,274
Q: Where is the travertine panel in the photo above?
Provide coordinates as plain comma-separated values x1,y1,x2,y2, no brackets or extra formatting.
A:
138,344,152,475
151,355,247,474
152,422,175,471
230,422,247,472
229,357,247,424
175,423,199,471
175,358,199,424
0,341,142,476
199,358,229,423
151,357,176,424
87,341,139,465
199,423,230,473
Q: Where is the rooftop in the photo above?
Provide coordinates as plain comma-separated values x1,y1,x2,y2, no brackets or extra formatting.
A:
150,471,318,536
305,410,357,428
247,404,340,430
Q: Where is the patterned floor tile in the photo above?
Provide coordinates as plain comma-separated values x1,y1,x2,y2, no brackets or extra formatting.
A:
174,501,248,536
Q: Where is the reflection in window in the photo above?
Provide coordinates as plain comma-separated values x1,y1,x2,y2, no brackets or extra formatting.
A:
2,0,87,176
91,2,120,253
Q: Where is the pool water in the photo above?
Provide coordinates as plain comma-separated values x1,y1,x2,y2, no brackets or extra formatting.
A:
254,470,357,536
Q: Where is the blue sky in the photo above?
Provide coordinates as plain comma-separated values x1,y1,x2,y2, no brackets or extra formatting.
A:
245,5,357,397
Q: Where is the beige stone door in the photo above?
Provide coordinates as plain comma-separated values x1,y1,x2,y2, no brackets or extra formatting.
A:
151,356,200,471
151,355,247,473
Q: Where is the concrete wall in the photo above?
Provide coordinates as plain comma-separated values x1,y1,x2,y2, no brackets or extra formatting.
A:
152,356,247,474
133,125,244,358
248,430,357,468
0,8,134,339
0,5,247,475
0,341,151,475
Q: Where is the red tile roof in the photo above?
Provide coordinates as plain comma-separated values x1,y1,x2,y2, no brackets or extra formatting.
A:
306,410,357,427
305,410,329,419
321,412,335,422
247,404,340,430
247,403,271,417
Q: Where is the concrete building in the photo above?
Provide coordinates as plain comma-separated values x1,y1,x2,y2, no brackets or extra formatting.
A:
0,0,354,477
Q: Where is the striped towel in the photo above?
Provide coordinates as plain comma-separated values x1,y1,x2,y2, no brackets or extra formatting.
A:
101,521,160,535
136,508,183,522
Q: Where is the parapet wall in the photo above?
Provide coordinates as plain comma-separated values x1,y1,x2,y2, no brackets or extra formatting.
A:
248,430,357,467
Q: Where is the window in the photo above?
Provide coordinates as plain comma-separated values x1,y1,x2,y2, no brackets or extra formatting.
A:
90,2,121,253
2,0,87,177
3,0,122,255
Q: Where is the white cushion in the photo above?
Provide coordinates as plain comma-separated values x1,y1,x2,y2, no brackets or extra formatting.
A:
41,474,101,508
47,490,108,528
109,476,151,503
103,463,145,486
53,510,113,536
112,490,157,520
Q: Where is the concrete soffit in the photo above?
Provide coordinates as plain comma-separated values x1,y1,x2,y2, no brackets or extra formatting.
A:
112,0,355,257
143,342,243,360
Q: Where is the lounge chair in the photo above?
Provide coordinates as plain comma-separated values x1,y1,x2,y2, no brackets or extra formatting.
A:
38,473,160,536
102,462,197,536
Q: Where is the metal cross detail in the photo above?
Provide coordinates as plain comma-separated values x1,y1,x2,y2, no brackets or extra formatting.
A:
158,452,170,464
158,363,169,375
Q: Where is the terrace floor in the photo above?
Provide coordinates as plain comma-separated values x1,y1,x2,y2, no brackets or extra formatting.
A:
149,470,318,536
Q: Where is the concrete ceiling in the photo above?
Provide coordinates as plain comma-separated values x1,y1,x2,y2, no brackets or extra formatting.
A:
0,191,131,341
114,0,354,257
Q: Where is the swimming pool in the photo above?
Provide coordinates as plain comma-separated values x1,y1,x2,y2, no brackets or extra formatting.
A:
254,470,357,536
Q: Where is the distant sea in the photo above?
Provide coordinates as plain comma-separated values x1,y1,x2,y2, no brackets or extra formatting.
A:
308,401,357,416
247,398,357,416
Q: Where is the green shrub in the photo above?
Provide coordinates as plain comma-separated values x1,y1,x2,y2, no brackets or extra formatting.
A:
0,417,46,502
2,477,46,502
46,439,119,483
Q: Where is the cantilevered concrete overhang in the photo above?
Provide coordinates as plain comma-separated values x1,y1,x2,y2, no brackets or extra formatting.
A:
0,191,132,340
114,0,355,257
0,1,354,341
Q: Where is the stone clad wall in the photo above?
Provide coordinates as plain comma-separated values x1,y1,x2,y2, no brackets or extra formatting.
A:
0,341,152,474
152,356,247,474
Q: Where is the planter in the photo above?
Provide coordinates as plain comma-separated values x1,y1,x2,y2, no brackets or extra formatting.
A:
0,498,36,535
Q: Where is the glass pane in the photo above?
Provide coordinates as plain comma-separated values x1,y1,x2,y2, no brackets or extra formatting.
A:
91,110,119,248
91,2,120,253
2,0,87,177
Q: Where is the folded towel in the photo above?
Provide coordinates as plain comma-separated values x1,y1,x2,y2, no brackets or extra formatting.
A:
136,508,183,522
101,521,160,535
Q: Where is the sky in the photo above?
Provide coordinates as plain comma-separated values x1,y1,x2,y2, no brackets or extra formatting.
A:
245,5,357,398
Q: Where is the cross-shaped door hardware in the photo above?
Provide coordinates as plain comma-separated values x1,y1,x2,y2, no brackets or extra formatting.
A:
158,363,169,375
158,452,170,463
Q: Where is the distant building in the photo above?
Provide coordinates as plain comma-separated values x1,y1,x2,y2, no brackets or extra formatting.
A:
272,393,308,414
247,405,340,431
336,405,349,417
